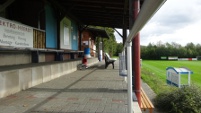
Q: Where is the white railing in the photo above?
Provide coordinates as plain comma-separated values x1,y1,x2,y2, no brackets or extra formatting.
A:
121,0,167,113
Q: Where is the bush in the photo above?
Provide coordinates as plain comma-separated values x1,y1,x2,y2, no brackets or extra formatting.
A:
154,86,201,113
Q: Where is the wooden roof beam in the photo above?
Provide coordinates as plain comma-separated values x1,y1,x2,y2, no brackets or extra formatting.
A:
48,0,83,25
0,0,15,12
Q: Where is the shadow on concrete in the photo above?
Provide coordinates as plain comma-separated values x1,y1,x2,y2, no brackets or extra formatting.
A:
27,87,127,93
23,67,97,113
23,63,125,113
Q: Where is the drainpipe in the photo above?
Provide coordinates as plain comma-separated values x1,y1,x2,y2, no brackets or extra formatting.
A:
133,0,141,107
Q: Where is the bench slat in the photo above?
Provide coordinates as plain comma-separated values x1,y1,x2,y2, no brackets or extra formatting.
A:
141,92,151,108
141,96,147,111
140,88,154,113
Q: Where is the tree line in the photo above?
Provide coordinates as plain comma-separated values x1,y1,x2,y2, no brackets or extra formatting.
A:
141,41,201,60
93,26,201,60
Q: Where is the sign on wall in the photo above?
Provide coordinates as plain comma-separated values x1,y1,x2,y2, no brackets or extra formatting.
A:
60,17,71,49
64,25,70,45
0,17,33,48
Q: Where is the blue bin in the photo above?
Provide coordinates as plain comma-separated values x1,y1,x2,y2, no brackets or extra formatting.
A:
84,48,90,58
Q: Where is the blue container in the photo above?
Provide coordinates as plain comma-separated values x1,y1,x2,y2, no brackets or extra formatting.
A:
84,48,90,58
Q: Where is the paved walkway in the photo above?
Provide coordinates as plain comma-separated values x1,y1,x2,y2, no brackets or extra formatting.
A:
0,61,128,113
0,60,161,113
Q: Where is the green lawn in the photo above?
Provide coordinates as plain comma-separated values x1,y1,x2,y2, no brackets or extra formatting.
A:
141,60,201,94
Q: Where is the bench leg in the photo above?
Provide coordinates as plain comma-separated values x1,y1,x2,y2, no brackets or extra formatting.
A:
150,108,153,113
105,63,109,69
105,62,114,69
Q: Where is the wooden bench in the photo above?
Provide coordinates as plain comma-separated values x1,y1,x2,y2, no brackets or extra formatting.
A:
104,53,117,69
141,88,154,113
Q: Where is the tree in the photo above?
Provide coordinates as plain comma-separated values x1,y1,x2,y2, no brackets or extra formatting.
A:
103,27,117,56
141,41,201,60
115,43,123,56
185,42,197,57
94,26,118,57
196,44,201,56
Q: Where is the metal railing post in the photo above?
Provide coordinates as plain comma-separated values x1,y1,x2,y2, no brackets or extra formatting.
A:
127,42,133,113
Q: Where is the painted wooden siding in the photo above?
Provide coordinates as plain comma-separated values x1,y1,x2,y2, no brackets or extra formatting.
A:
45,5,57,48
71,21,78,50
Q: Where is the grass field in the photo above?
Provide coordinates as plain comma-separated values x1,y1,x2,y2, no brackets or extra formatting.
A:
141,60,201,94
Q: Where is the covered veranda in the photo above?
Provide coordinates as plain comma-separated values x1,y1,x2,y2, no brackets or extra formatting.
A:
51,0,166,112
0,0,166,112
0,60,155,113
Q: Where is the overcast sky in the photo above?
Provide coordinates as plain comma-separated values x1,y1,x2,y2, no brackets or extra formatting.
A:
115,0,201,46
